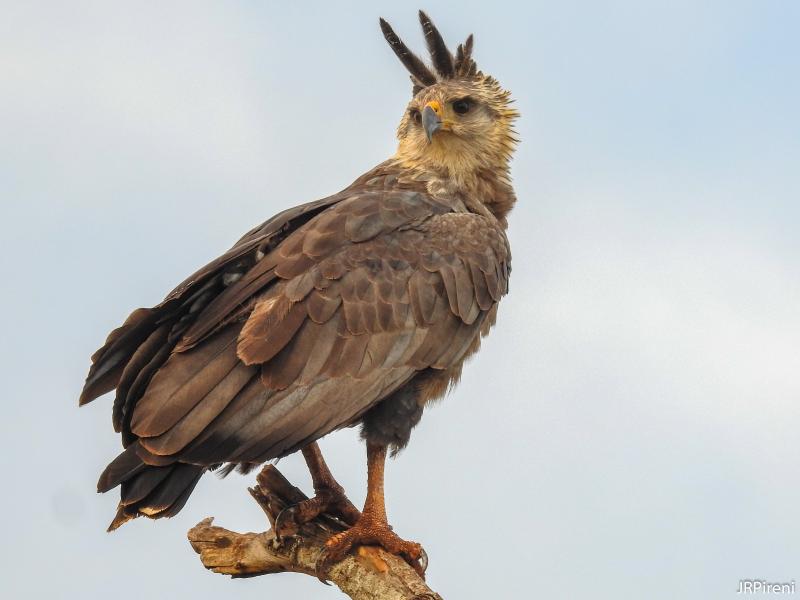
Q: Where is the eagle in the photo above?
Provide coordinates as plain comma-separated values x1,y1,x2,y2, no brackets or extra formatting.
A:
80,10,518,576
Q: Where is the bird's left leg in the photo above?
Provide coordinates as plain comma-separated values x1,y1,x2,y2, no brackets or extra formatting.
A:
316,441,426,578
275,442,360,538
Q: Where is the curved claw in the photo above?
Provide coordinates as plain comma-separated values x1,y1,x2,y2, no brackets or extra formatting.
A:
273,506,300,542
393,542,427,578
407,546,429,578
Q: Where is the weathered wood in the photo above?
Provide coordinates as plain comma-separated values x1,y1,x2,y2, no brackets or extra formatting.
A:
188,465,443,599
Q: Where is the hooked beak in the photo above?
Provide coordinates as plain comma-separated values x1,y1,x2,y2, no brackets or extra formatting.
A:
422,101,442,142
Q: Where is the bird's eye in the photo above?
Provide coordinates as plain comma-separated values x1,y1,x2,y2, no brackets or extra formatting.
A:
409,108,422,124
452,99,472,115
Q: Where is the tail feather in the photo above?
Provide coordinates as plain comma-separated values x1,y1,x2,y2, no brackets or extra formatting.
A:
97,444,145,493
119,465,174,506
156,475,200,519
136,464,202,516
100,446,204,531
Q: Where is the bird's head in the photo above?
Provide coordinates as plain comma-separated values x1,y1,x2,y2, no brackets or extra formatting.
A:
381,12,518,183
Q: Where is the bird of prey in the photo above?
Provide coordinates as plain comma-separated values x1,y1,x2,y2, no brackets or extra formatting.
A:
80,10,518,575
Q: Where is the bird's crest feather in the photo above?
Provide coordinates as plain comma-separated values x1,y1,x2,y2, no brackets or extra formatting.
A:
380,11,479,95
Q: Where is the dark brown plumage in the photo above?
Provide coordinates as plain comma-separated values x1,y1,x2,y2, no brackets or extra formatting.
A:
83,168,509,528
418,10,454,79
81,11,518,571
379,17,437,88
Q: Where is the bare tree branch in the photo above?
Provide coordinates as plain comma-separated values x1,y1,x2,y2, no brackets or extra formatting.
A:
188,465,443,599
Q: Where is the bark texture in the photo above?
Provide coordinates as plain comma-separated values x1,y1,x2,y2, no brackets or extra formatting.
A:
188,465,443,599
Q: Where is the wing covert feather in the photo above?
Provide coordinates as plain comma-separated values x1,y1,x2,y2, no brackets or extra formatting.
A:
93,172,510,473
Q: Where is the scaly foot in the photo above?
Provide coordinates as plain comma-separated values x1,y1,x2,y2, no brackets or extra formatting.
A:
315,511,427,580
274,483,361,540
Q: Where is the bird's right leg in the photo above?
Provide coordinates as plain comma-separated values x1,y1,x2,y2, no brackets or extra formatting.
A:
274,442,361,539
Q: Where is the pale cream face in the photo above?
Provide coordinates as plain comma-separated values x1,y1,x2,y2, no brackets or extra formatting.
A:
395,78,518,176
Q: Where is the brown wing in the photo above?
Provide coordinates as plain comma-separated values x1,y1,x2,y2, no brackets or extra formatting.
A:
81,164,509,526
79,191,353,441
124,200,509,465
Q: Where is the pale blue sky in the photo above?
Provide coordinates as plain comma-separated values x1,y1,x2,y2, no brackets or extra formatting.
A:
1,2,798,599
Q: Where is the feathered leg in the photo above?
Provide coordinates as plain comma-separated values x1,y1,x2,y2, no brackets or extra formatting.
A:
274,442,360,538
316,441,426,579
